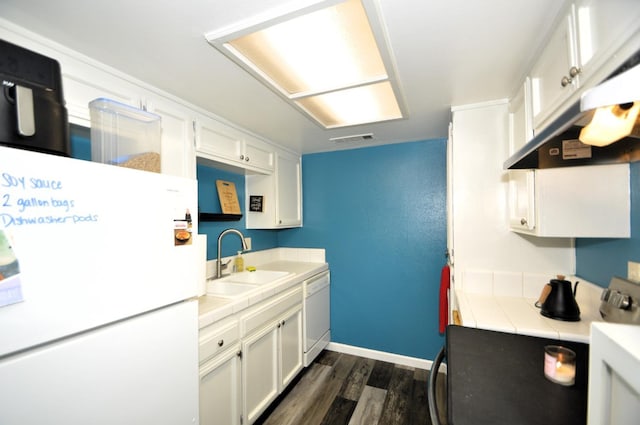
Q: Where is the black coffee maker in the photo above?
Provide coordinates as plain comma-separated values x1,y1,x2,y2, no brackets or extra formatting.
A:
0,39,69,156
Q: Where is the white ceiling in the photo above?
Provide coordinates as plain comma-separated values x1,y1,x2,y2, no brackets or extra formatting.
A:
0,0,564,154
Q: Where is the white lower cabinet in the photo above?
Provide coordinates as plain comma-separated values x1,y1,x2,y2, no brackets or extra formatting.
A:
199,344,242,425
242,288,303,424
242,318,279,424
279,307,303,389
199,287,303,425
198,316,242,425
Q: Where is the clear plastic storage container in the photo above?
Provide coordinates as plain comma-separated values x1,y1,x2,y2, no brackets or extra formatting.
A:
89,98,162,173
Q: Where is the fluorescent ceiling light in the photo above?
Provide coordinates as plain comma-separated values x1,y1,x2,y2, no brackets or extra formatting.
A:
205,0,405,129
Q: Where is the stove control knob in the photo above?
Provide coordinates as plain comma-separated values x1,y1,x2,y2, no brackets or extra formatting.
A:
610,291,631,310
601,288,611,301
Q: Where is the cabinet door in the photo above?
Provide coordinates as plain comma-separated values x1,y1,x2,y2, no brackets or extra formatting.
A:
199,346,242,425
276,152,302,227
244,136,274,173
509,78,533,155
145,96,196,179
530,7,579,130
575,0,640,87
508,170,536,232
534,164,630,237
242,324,279,425
196,116,243,165
279,307,303,389
63,74,139,127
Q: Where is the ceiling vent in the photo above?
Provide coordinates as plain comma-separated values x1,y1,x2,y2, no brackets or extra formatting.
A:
329,133,374,143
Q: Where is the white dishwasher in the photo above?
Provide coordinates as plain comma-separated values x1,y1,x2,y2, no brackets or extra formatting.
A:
303,270,330,366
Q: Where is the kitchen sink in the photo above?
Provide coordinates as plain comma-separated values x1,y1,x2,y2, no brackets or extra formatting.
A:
206,281,258,298
220,270,291,285
206,270,292,298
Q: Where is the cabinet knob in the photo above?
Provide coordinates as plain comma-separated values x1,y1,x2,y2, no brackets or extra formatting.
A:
217,339,224,347
245,156,250,162
237,350,242,359
281,320,286,326
569,66,581,78
520,218,528,226
240,154,245,160
277,323,281,328
560,76,572,87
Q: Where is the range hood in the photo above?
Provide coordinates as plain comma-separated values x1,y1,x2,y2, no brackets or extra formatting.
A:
505,57,640,170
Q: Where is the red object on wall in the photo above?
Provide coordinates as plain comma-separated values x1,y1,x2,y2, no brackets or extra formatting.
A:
439,264,450,334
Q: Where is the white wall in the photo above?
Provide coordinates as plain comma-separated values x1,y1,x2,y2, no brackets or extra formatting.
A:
449,101,574,294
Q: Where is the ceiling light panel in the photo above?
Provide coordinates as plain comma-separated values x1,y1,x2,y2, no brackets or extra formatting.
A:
205,0,406,129
296,81,402,127
228,0,387,96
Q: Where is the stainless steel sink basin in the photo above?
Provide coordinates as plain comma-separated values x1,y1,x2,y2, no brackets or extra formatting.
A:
220,270,291,285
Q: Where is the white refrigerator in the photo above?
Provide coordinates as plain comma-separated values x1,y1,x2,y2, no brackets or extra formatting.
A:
0,146,200,424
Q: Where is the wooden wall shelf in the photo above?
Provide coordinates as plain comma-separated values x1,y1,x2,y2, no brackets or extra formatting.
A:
199,212,243,222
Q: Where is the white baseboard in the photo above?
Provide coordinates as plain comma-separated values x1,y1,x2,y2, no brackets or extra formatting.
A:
326,342,447,373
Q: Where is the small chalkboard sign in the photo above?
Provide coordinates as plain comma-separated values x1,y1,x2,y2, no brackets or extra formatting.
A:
249,195,264,212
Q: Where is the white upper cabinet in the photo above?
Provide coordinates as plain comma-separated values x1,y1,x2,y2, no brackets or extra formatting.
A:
63,73,140,127
64,74,197,179
508,164,630,238
530,5,579,130
244,136,275,173
275,152,302,227
145,95,196,179
196,114,242,165
245,151,302,229
530,0,640,133
195,115,274,175
245,150,302,229
508,169,536,232
509,78,534,156
574,0,640,89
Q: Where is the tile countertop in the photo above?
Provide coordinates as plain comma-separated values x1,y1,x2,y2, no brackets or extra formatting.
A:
454,271,605,343
197,247,328,329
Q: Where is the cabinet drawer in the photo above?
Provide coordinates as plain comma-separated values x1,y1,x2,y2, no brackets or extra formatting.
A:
199,317,240,364
241,287,302,336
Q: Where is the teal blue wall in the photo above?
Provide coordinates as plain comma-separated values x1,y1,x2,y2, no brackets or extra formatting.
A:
70,124,91,160
279,139,448,360
576,161,640,287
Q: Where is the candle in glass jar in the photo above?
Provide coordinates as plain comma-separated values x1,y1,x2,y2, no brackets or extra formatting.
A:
544,345,576,386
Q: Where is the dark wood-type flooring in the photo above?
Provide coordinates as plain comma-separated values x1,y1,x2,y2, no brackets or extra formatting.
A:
254,350,447,425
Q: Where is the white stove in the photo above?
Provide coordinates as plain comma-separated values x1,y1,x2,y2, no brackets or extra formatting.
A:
599,276,640,324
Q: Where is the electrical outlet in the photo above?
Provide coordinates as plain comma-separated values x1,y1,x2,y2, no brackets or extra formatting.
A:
245,237,252,251
628,261,640,281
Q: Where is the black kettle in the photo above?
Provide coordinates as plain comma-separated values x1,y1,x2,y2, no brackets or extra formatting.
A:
540,276,581,321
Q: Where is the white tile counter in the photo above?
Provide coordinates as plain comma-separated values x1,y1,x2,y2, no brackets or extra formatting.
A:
454,271,605,343
197,248,328,329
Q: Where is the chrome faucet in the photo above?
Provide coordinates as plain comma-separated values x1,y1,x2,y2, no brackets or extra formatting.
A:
216,228,248,279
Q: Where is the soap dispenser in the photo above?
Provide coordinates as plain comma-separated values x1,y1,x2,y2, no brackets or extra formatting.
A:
234,251,244,273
